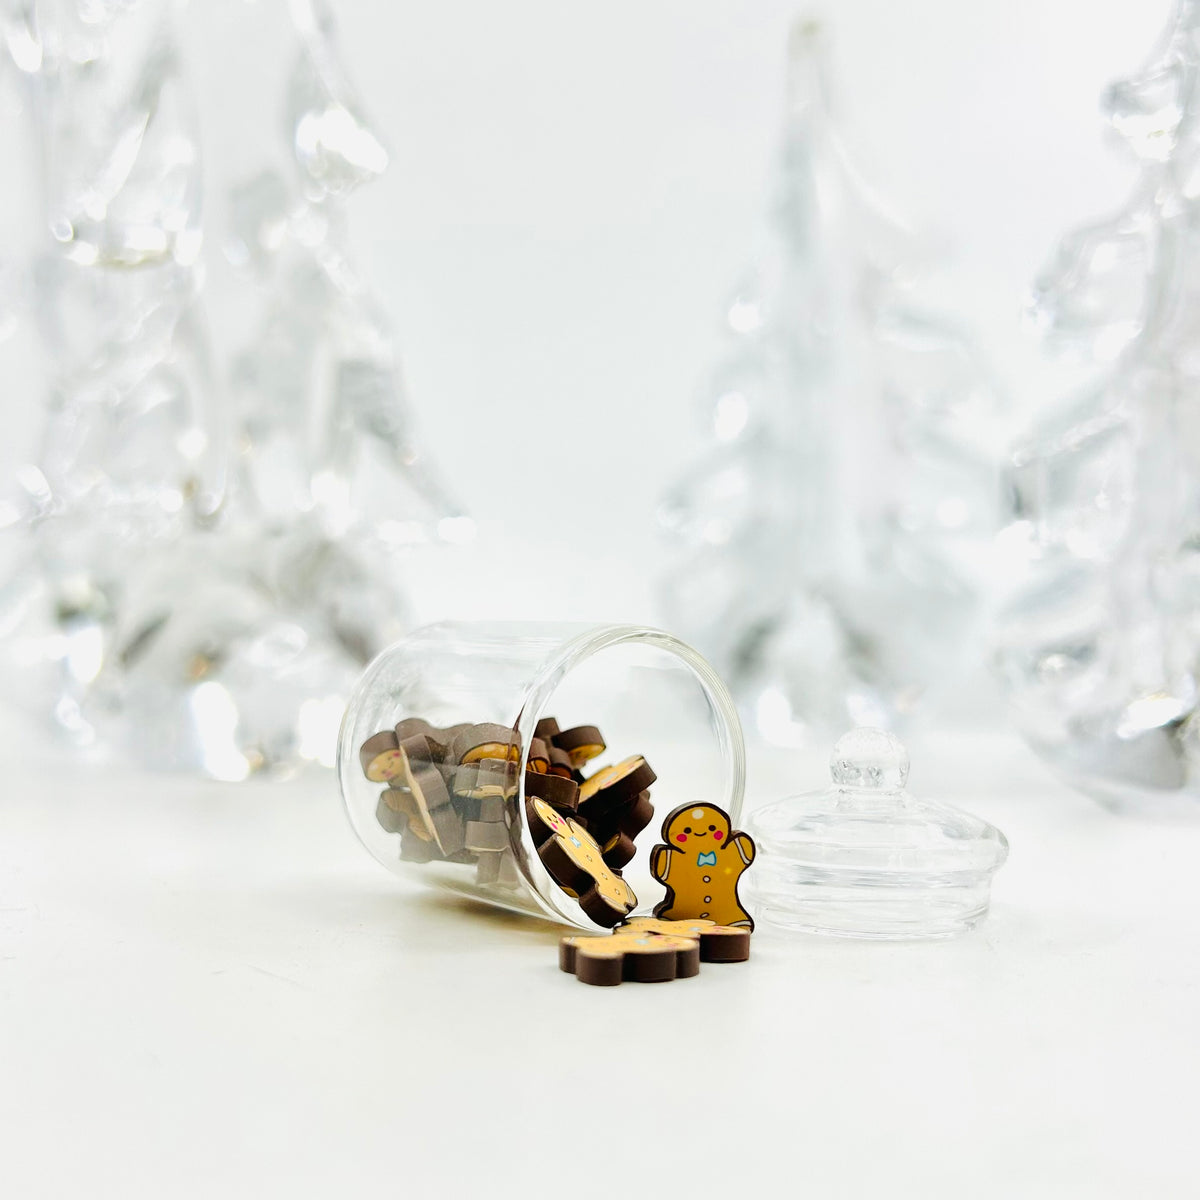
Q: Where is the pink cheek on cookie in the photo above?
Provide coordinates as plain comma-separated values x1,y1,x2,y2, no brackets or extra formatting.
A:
713,831,724,841
676,834,688,843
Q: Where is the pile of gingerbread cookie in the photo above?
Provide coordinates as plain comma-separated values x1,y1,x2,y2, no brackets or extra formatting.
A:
359,715,656,896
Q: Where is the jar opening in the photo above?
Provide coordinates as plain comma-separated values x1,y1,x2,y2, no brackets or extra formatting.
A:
337,622,744,930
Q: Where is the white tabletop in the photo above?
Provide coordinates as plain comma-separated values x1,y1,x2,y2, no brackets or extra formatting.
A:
2,726,1197,1199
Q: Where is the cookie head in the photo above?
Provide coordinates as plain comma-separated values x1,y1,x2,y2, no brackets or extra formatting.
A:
365,748,406,783
360,731,406,782
532,796,572,838
665,805,730,846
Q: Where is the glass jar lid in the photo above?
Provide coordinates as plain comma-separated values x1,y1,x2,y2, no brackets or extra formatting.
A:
748,727,1008,939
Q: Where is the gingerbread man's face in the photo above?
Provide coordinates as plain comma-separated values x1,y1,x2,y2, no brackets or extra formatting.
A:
532,797,572,838
665,805,730,847
365,748,407,783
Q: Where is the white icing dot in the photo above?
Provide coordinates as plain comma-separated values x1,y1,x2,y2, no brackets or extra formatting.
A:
704,896,712,903
702,875,711,883
691,808,705,819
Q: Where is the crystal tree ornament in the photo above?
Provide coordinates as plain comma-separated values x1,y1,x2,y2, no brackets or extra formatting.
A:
995,0,1200,811
0,1,219,745
0,0,466,777
658,21,1003,745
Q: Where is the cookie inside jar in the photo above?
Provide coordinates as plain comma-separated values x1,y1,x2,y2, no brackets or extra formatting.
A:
359,715,661,924
337,622,745,929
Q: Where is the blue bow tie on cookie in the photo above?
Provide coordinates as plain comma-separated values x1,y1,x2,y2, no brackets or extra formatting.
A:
696,850,717,866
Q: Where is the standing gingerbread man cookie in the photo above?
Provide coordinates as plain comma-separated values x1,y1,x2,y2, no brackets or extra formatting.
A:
650,803,756,929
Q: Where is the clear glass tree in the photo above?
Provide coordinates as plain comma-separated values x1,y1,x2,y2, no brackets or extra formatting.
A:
658,21,1003,745
996,0,1200,810
0,0,467,777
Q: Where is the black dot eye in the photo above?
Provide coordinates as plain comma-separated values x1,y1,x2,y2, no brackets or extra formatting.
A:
683,827,692,834
708,824,716,831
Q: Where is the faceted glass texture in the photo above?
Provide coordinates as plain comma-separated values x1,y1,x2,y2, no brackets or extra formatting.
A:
658,21,1003,745
996,0,1200,811
0,0,466,777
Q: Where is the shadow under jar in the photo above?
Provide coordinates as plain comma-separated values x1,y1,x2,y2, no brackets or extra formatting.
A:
337,622,745,929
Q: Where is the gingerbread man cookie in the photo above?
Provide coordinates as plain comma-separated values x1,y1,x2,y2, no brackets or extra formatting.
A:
650,803,756,929
527,796,637,927
560,929,699,986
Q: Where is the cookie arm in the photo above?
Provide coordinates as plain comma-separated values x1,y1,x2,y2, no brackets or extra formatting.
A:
650,844,674,883
730,832,756,866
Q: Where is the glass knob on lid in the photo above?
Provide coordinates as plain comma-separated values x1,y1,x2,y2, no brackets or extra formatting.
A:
747,727,1008,939
829,726,909,791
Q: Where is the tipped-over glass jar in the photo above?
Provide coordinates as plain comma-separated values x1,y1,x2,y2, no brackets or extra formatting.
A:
337,622,745,929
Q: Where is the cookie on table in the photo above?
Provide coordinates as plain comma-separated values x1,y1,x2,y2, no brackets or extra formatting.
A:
559,930,699,987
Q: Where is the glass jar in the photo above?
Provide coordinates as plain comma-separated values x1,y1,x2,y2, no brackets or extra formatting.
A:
336,622,745,929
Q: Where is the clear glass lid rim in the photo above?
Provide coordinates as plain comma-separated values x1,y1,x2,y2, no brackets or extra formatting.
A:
750,789,1010,869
